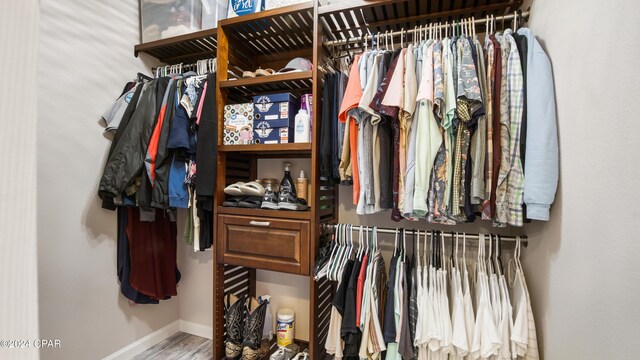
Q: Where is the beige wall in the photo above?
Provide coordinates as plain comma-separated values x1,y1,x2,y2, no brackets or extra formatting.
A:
520,0,640,358
0,1,40,359
177,226,214,329
37,1,179,359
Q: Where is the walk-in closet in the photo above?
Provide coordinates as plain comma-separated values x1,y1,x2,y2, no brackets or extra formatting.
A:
4,0,640,359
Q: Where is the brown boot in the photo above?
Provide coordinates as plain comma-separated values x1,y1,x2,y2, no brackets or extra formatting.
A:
224,294,246,360
241,297,270,360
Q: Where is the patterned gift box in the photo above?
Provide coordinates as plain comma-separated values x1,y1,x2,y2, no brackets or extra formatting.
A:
223,103,254,145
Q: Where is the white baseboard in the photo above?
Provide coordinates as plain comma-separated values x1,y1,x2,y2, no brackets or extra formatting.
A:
179,320,213,339
102,320,180,360
101,320,213,360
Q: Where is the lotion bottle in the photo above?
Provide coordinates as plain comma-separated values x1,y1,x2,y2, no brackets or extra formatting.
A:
294,109,310,143
296,170,308,202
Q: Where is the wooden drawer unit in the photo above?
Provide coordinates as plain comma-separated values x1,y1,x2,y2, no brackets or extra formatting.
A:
217,214,310,275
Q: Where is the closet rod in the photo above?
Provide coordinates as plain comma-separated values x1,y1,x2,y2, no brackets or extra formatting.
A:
321,224,527,247
324,10,530,47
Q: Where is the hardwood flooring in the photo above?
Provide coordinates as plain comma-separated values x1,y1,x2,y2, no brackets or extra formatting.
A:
133,332,213,360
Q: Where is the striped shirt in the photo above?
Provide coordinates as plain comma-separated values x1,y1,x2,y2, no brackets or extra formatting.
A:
505,32,525,227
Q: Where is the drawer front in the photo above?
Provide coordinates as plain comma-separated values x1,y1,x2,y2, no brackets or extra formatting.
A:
217,215,310,275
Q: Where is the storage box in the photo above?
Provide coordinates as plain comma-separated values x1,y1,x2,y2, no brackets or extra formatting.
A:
202,0,228,29
140,0,202,43
265,0,307,10
224,103,254,145
227,0,264,18
252,93,299,144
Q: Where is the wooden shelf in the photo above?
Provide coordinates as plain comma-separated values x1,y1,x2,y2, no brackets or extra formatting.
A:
134,28,218,64
219,143,311,157
217,206,311,220
220,71,313,99
221,71,312,88
220,2,315,60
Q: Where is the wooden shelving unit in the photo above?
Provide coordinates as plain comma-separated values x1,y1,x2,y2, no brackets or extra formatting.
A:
131,1,529,359
213,2,333,359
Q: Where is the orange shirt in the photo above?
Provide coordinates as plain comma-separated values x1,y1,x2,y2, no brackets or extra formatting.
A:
339,54,363,205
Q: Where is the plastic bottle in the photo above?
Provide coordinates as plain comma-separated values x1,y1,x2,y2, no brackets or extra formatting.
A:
276,308,295,347
296,170,308,202
280,162,297,198
294,109,310,143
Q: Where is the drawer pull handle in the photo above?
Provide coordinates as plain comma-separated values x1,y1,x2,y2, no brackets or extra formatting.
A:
249,220,271,227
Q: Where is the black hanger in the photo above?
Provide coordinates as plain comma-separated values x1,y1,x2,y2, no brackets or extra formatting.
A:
449,231,455,268
137,72,152,82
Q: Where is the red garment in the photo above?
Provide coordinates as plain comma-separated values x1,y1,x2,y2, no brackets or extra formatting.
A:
355,254,368,326
126,208,178,300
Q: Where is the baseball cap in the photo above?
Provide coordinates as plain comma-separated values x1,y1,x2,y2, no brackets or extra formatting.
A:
278,57,312,73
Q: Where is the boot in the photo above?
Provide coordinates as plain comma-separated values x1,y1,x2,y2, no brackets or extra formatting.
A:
225,293,246,360
241,297,270,360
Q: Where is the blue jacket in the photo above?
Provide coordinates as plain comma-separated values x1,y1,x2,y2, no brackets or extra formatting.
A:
517,28,559,221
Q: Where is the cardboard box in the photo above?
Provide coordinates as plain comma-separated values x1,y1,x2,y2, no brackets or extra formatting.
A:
223,103,254,145
227,0,264,18
252,93,299,144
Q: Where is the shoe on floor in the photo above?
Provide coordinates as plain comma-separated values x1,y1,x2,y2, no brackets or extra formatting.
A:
224,182,245,196
224,294,246,360
241,297,269,360
239,181,265,197
238,196,262,209
260,190,279,210
291,349,309,360
269,346,295,360
278,192,308,211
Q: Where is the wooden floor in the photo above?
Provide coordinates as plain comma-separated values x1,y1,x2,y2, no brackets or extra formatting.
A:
133,332,213,360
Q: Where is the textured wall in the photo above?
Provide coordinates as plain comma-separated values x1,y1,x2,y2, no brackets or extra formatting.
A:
0,1,39,359
37,1,179,359
521,0,640,358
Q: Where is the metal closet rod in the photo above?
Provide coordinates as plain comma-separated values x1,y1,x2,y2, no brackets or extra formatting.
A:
324,10,530,47
321,223,528,247
152,58,216,76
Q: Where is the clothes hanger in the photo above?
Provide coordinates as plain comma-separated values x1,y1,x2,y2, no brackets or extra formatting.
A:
416,230,421,271
393,228,399,257
441,232,445,270
372,226,378,252
325,224,339,281
494,235,503,277
488,234,495,275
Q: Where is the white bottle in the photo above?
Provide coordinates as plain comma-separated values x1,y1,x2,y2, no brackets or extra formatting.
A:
294,109,310,143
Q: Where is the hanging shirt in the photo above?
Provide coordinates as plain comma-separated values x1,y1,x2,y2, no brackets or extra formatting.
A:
443,37,458,222
470,38,488,209
370,50,398,211
489,35,503,219
339,54,363,203
357,51,382,215
380,49,407,222
413,42,441,218
399,46,418,216
494,31,512,226
518,27,559,222
451,37,481,221
482,37,496,220
505,31,526,227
